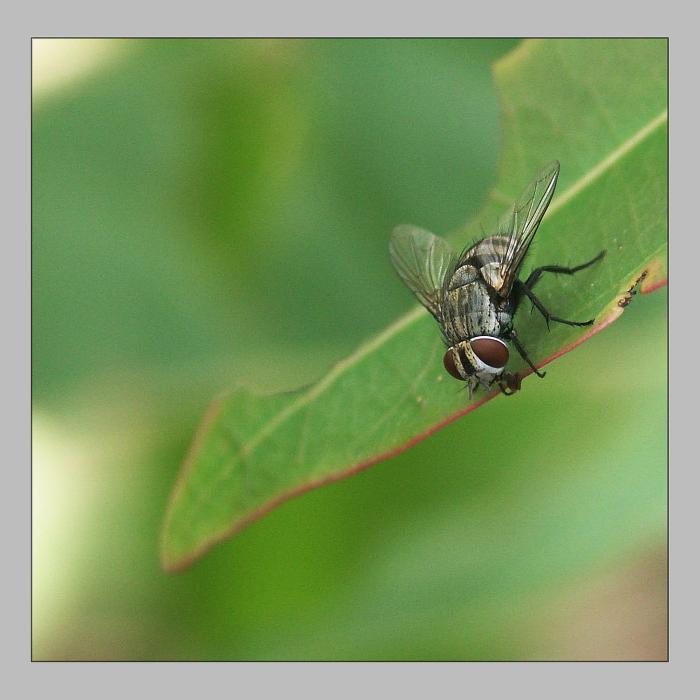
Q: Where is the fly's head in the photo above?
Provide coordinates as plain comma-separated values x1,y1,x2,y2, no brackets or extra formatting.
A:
443,336,509,396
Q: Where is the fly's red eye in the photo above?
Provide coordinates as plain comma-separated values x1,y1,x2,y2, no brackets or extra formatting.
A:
470,337,509,368
443,349,465,380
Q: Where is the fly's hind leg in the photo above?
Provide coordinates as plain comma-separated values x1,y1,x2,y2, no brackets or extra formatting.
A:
522,251,606,291
515,251,606,326
515,281,596,329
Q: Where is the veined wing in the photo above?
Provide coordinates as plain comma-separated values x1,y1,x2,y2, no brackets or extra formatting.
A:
389,224,454,322
494,160,560,297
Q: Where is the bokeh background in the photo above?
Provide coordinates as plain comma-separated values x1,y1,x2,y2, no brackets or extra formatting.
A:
32,38,667,660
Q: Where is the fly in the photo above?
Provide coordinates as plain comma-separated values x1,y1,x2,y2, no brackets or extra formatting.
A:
389,160,605,398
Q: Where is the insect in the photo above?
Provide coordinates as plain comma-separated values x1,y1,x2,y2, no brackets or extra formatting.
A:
389,160,605,398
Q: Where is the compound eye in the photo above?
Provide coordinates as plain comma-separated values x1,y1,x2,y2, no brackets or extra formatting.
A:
470,337,509,368
443,349,466,380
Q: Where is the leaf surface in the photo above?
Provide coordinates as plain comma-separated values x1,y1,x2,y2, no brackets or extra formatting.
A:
162,38,667,571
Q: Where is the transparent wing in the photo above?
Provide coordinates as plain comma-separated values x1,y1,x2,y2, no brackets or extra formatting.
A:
495,160,560,297
389,224,454,321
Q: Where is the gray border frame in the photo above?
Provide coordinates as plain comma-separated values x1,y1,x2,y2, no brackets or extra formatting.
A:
12,0,692,692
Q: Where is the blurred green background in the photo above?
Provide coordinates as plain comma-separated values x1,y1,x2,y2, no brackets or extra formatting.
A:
32,38,666,660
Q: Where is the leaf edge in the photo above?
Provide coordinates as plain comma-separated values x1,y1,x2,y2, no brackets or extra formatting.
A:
160,261,667,572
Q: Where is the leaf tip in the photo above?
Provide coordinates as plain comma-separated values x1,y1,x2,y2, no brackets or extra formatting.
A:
159,395,229,573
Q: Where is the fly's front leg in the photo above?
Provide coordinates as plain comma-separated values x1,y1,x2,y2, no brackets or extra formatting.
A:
505,329,546,379
498,372,522,395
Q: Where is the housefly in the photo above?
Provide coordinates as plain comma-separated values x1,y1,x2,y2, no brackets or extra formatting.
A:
389,160,604,398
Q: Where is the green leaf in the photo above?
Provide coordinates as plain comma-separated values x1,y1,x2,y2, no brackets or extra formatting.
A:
161,38,667,571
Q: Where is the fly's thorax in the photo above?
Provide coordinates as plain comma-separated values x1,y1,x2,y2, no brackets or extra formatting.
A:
443,336,509,382
442,280,502,341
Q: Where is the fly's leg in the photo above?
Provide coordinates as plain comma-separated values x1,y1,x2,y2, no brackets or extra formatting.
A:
522,251,606,291
466,377,475,401
514,280,596,328
506,330,546,379
498,371,522,395
501,372,523,395
513,251,606,319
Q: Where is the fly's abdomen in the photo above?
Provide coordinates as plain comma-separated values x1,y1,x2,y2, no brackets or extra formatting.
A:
462,235,511,268
461,235,512,295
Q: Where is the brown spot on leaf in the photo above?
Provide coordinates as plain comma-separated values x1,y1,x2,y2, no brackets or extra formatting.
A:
618,270,649,308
